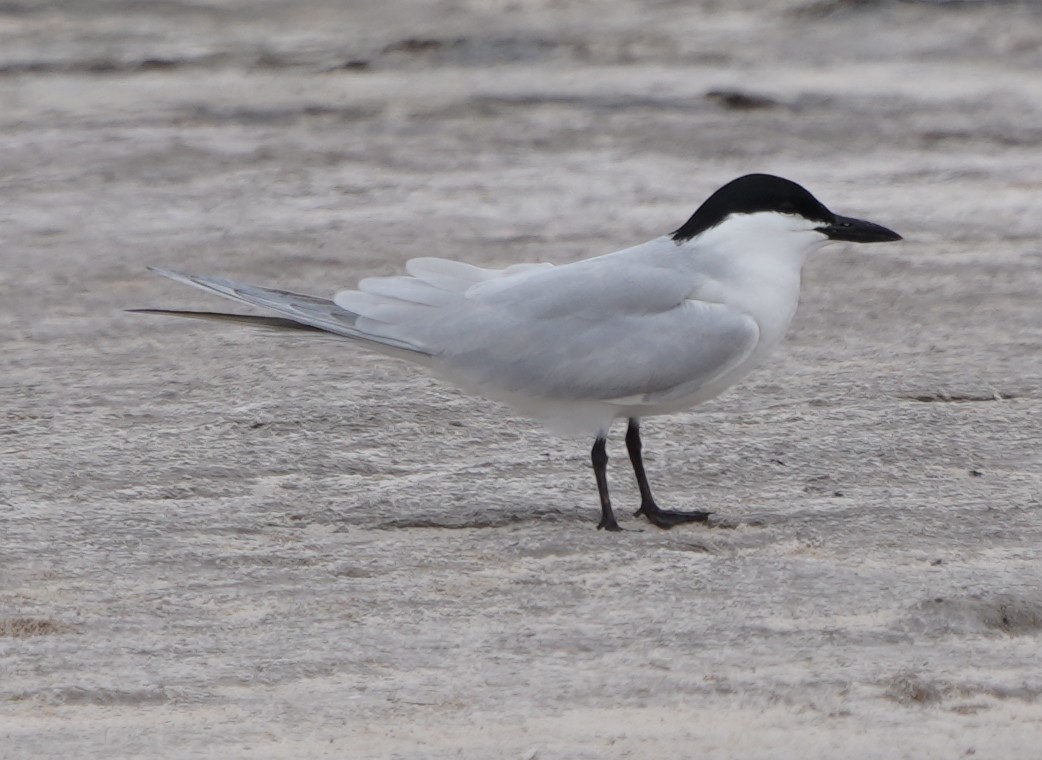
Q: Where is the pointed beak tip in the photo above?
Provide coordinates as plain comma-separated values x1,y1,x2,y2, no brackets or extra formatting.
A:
875,228,903,243
822,216,903,244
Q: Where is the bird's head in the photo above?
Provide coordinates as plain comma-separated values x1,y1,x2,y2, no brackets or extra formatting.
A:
672,174,902,253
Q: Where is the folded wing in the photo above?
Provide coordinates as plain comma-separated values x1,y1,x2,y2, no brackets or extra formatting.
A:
141,245,759,405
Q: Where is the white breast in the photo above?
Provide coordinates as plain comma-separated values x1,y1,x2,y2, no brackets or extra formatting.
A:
611,212,829,419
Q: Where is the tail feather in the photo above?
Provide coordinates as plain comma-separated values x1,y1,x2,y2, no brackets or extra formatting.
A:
128,309,330,334
137,268,431,359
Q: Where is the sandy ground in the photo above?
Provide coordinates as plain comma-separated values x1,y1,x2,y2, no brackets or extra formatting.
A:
2,0,1042,757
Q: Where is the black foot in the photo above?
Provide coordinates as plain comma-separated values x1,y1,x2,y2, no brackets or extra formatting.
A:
634,503,712,529
597,516,624,532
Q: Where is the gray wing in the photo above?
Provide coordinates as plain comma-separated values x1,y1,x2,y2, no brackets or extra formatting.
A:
404,242,762,401
140,268,431,358
326,240,760,402
139,240,759,404
434,296,760,402
128,309,330,334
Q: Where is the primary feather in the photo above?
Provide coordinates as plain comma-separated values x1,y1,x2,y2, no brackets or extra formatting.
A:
142,267,431,360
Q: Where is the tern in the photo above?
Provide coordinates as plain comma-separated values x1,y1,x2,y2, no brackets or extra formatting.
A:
133,173,901,531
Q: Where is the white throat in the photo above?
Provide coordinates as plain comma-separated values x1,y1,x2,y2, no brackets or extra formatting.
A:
681,211,831,350
690,211,831,270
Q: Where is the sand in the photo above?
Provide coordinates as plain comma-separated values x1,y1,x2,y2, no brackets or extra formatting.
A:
2,1,1042,757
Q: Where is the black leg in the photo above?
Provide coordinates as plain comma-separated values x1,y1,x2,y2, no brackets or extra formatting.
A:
626,418,711,529
591,436,621,531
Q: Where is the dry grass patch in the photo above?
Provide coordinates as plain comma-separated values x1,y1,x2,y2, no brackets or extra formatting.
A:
0,618,75,638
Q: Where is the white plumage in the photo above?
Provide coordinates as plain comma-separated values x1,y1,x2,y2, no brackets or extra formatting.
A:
137,174,900,529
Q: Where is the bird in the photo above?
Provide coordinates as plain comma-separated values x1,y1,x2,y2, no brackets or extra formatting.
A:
132,173,901,531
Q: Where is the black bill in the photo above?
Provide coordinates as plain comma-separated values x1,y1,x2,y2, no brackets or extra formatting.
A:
818,215,902,243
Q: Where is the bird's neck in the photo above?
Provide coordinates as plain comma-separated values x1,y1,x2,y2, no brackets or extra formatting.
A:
685,227,825,346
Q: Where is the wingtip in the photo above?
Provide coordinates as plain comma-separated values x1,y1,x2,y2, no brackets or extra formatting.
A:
146,266,189,280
